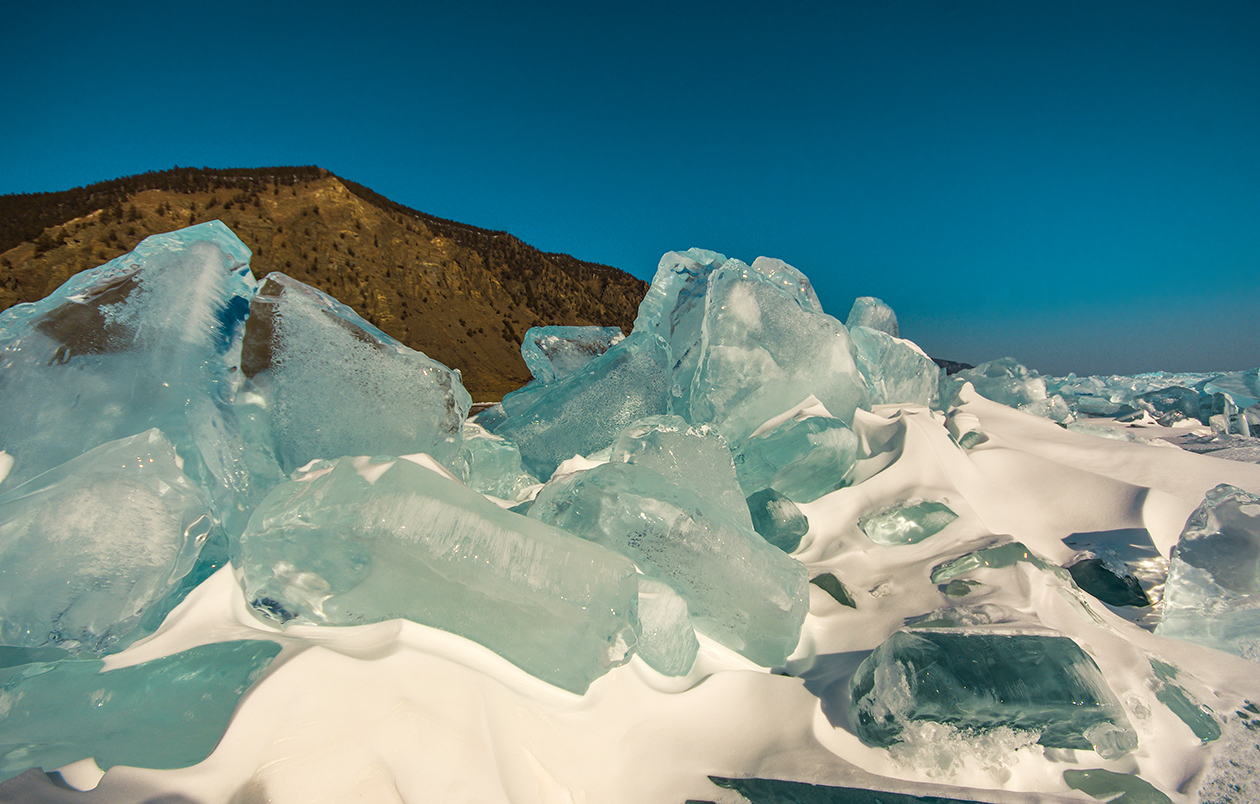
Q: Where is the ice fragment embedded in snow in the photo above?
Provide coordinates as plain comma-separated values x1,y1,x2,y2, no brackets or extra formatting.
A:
850,630,1136,755
449,422,538,502
239,272,470,473
1066,551,1150,608
810,573,856,608
1148,659,1220,743
530,461,808,667
520,325,625,383
859,500,958,546
0,429,213,655
1062,768,1172,803
747,488,809,552
239,455,638,693
0,639,280,783
942,358,1072,423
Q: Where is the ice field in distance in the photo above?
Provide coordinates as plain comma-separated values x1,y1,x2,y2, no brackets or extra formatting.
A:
0,222,1259,803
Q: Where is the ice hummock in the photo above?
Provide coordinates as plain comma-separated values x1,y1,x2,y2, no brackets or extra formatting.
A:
238,454,639,693
2,223,1260,803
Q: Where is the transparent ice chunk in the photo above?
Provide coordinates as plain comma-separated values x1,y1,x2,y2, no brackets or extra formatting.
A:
850,630,1136,755
629,249,730,420
687,260,867,441
449,423,538,502
850,326,939,407
747,488,809,552
239,455,638,693
930,542,1062,584
493,331,671,480
845,296,899,337
0,223,264,530
733,416,859,503
0,430,213,655
1155,484,1260,661
239,273,470,473
530,461,808,667
520,325,625,384
611,415,751,530
0,639,280,783
636,577,699,677
859,500,958,546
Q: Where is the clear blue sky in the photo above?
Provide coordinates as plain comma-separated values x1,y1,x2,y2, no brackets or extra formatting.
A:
3,1,1257,375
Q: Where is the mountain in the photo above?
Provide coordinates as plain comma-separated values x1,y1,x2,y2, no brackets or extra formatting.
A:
0,167,648,400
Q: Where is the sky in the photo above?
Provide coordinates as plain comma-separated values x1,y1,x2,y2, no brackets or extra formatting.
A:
2,0,1257,376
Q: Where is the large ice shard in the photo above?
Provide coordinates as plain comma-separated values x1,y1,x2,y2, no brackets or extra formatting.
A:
850,325,940,408
850,630,1137,756
239,273,470,473
610,414,751,530
520,325,625,384
732,415,859,503
1156,484,1260,661
687,258,867,441
0,430,213,654
845,296,899,337
238,455,639,693
491,330,671,479
0,222,264,530
0,639,280,783
631,249,732,420
529,461,809,667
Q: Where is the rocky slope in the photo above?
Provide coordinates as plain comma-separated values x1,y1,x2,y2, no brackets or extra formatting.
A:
0,167,648,399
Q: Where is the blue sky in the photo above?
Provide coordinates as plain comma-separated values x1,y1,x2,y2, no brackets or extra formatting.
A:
3,1,1257,375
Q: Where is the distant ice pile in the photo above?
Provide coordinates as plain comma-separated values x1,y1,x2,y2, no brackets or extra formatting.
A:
944,357,1260,451
1,228,1259,802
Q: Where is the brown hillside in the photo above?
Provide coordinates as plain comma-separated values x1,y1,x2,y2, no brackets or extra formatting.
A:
0,167,649,400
